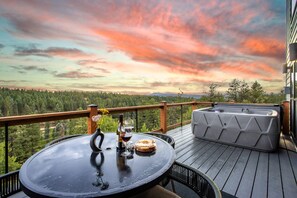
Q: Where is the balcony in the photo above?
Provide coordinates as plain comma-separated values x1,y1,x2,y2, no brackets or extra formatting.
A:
1,102,296,198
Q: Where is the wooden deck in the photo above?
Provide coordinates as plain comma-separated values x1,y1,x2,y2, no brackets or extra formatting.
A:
167,124,297,198
9,124,297,198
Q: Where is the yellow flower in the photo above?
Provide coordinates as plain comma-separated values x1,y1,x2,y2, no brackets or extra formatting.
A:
92,108,109,128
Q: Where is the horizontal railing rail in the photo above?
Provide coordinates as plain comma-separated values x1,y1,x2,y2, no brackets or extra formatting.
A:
0,110,90,127
105,104,164,114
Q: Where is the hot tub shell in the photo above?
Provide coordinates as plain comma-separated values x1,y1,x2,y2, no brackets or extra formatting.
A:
191,104,281,152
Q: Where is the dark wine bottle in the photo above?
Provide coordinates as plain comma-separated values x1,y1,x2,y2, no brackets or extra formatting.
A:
117,114,124,151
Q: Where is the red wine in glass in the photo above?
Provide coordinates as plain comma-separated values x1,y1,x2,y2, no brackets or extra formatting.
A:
121,125,134,156
122,135,132,142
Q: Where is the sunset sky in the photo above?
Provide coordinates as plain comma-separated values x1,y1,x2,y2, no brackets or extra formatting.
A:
0,0,286,95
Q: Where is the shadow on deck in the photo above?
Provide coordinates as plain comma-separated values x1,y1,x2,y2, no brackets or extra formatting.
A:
167,124,297,198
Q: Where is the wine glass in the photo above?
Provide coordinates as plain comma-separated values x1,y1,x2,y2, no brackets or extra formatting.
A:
120,118,134,157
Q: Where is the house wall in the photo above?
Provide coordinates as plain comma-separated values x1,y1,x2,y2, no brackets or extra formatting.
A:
287,0,297,139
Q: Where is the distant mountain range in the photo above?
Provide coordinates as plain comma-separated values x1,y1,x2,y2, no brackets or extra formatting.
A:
151,92,204,99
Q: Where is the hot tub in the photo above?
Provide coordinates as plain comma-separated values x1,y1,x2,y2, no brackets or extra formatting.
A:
191,104,281,152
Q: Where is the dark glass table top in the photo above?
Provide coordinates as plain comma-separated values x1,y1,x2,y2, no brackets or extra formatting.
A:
20,133,175,198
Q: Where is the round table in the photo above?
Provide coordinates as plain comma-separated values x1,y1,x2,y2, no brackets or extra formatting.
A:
19,133,175,198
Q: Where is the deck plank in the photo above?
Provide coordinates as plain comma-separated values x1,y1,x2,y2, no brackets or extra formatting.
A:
268,152,283,198
171,129,192,139
288,151,297,182
214,147,243,189
176,139,209,162
236,151,259,198
222,149,251,196
167,125,191,138
174,134,194,147
251,152,268,198
174,138,195,154
178,141,215,165
199,144,229,174
206,146,235,179
190,143,224,169
279,149,297,198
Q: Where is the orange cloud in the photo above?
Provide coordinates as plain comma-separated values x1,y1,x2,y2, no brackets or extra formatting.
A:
241,37,285,59
93,27,218,70
219,61,280,81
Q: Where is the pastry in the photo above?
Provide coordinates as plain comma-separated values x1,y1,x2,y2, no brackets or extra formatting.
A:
135,139,156,153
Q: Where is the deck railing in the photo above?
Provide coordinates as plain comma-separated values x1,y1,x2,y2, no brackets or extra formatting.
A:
0,101,212,174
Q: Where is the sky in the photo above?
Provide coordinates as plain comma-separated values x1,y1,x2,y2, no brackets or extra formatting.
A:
0,0,286,95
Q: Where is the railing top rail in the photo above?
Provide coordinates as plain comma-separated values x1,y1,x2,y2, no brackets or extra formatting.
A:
0,101,213,127
0,110,90,127
0,103,167,127
105,104,164,114
167,101,212,107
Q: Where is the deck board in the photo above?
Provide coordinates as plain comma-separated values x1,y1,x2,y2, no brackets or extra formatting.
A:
279,149,297,198
222,149,251,195
178,141,215,166
268,152,283,198
176,139,208,162
206,146,235,179
288,151,297,182
251,152,268,198
199,144,229,174
190,143,224,169
168,124,297,198
236,150,259,198
214,147,243,189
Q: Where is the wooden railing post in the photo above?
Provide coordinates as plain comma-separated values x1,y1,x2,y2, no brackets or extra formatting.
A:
160,101,167,133
192,101,197,111
282,101,290,134
88,104,98,134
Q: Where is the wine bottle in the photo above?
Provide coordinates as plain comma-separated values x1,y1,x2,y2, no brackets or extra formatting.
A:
117,114,124,151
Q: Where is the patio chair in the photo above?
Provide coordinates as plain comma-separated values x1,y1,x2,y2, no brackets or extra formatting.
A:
130,185,181,198
131,161,221,198
0,170,21,197
166,161,221,198
144,132,175,148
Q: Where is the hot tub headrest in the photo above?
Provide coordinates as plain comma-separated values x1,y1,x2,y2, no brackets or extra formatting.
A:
213,103,281,115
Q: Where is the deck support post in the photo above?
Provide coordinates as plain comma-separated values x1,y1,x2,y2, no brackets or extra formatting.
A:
282,101,290,134
191,101,197,111
160,101,167,133
88,104,98,134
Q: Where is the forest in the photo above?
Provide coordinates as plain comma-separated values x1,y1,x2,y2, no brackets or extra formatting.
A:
0,79,285,174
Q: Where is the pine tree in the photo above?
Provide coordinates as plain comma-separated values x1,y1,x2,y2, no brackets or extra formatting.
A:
250,81,265,103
